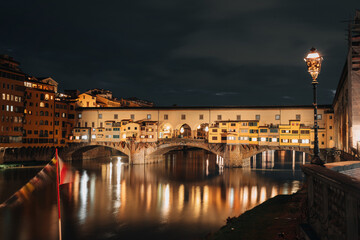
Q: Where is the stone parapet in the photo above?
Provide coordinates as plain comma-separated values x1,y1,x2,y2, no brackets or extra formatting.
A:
301,164,360,240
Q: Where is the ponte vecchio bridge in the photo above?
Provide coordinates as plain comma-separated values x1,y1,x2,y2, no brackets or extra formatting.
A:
64,138,329,167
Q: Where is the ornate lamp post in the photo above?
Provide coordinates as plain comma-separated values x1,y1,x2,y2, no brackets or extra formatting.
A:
304,48,324,165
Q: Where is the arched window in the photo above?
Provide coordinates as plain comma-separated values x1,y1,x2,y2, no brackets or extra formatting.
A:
40,94,45,100
40,102,45,107
45,94,49,100
45,120,48,125
39,120,44,125
45,111,48,116
40,111,44,116
45,103,49,108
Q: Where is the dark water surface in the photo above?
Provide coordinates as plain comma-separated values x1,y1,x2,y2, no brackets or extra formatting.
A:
0,150,309,240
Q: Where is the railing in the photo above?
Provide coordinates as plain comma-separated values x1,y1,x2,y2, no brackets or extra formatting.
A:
301,164,360,240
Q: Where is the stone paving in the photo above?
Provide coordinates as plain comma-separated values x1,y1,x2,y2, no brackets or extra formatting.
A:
325,161,360,181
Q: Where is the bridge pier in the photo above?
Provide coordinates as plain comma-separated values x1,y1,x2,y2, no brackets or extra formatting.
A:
223,145,257,167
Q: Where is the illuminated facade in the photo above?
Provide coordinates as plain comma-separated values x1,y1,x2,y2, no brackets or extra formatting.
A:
73,105,334,149
333,10,360,154
0,55,26,146
0,56,79,148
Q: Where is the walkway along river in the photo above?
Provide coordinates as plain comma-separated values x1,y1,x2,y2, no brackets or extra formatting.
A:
0,149,309,240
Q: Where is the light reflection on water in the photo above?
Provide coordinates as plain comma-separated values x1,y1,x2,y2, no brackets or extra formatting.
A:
0,150,309,240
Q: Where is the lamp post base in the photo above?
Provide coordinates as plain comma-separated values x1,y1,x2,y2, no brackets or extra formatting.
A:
311,155,325,166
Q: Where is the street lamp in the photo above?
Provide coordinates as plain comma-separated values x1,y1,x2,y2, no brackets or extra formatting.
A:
304,47,324,165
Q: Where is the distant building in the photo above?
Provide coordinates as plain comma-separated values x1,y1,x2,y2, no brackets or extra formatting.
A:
121,97,154,107
76,89,154,108
0,56,79,148
0,55,26,146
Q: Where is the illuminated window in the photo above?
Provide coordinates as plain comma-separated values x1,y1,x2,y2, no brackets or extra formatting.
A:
261,137,266,142
78,113,82,119
98,114,102,119
281,139,288,143
292,139,298,143
147,114,151,119
317,114,322,120
275,114,280,120
45,94,49,100
40,102,45,107
255,115,260,120
2,93,5,100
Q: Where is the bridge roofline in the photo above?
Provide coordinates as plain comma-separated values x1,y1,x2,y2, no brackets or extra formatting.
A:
78,104,332,111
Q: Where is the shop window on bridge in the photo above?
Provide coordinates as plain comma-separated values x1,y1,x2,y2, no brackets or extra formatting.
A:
255,114,260,120
275,114,280,120
199,114,203,120
217,115,222,120
260,129,267,133
249,122,257,126
40,102,45,107
270,129,278,133
237,115,241,120
231,123,236,126
292,130,298,134
164,114,168,120
212,136,217,140
296,114,301,120
113,135,120,138
181,114,186,120
212,129,218,132
221,137,227,140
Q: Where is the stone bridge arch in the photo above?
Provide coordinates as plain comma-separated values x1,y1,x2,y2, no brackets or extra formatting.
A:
62,140,330,167
61,142,130,161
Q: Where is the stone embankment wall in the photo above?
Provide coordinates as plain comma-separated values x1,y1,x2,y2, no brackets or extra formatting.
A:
0,144,120,164
301,163,360,240
0,146,57,163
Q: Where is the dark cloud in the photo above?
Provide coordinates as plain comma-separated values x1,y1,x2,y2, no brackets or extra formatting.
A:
0,1,358,106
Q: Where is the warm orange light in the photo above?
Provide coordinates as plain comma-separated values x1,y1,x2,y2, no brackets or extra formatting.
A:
304,48,323,82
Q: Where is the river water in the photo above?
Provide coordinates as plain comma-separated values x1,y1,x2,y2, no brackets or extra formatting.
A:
0,149,309,240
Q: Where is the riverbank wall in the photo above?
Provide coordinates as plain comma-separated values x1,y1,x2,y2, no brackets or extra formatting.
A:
0,144,120,164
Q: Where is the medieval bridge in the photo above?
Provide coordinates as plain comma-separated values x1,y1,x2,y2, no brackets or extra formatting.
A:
62,139,331,167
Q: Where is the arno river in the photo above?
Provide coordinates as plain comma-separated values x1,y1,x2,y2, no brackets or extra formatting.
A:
0,149,308,240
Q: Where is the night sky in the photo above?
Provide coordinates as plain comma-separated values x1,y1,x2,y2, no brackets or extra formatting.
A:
0,1,359,106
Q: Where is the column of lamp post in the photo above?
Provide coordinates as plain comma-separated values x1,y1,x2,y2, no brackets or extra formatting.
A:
304,48,324,165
